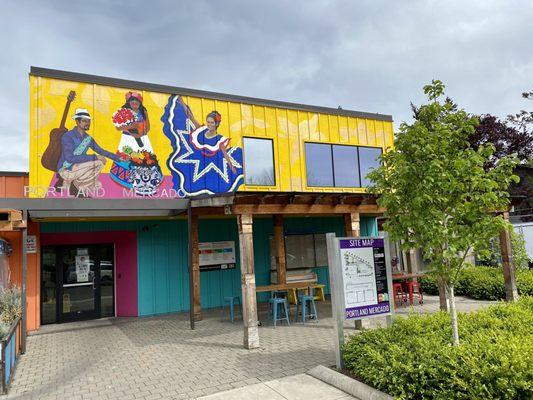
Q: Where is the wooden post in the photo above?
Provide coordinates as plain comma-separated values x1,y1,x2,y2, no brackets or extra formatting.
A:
344,212,360,237
190,212,202,321
273,215,287,284
238,214,259,349
500,212,519,302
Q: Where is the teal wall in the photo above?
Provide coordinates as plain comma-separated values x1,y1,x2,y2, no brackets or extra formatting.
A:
41,215,377,316
40,220,190,316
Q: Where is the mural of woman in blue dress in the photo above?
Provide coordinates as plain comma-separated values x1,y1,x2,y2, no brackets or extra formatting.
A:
161,95,243,197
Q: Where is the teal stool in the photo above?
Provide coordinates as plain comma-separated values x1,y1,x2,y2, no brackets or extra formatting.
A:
268,297,290,327
222,296,240,323
296,290,318,324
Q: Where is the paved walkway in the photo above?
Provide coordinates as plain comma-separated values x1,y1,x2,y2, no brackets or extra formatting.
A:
6,296,495,399
198,373,356,400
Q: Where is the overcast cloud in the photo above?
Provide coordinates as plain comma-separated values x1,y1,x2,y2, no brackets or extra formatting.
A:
0,0,531,171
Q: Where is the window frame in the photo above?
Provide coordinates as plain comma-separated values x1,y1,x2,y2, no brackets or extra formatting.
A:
357,145,383,187
332,143,361,188
269,232,329,271
304,142,335,188
304,141,382,189
242,136,277,187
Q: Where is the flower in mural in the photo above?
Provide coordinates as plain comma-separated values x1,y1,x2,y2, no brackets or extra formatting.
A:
112,108,138,128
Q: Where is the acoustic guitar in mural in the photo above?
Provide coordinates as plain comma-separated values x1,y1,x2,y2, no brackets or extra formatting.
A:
41,90,76,172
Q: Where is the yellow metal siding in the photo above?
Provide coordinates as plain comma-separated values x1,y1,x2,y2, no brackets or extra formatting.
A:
29,76,392,196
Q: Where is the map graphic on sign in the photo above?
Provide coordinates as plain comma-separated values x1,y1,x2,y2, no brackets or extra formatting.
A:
337,238,391,320
341,246,377,308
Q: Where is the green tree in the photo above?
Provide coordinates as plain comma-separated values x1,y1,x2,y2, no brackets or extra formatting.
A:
368,81,519,345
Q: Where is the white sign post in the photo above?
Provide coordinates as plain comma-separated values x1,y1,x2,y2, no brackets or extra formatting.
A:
327,233,394,369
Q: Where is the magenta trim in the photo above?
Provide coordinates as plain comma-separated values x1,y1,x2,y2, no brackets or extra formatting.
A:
41,231,138,317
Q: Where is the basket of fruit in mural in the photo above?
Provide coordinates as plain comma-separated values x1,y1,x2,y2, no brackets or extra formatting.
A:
111,147,163,196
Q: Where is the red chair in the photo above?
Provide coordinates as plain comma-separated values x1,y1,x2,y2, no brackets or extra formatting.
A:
393,283,407,306
403,280,424,305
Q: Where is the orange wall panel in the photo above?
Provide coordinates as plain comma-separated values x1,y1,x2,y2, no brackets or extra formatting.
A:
0,174,40,332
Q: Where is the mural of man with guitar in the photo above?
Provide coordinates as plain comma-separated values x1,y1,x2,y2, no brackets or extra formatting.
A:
55,108,126,196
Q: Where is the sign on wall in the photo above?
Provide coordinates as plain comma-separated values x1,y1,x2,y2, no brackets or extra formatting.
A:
26,235,37,254
199,241,236,271
327,233,393,369
75,255,90,282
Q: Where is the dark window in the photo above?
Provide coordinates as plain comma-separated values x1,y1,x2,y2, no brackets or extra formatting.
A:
305,143,334,187
269,233,329,271
306,142,370,188
243,138,275,186
333,145,360,187
359,147,382,186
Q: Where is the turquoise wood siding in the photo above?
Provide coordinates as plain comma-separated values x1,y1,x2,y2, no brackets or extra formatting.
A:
41,215,377,316
198,219,242,308
40,220,190,316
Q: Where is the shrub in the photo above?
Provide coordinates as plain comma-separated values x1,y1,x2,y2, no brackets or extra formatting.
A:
0,286,21,338
343,297,533,400
419,266,533,300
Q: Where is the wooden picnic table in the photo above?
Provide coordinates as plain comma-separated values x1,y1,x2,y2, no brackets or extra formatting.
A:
256,281,320,292
256,282,326,303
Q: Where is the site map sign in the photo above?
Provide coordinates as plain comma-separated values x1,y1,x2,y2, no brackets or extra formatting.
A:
339,238,391,319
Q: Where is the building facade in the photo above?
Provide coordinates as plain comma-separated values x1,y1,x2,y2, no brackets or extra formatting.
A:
0,67,392,348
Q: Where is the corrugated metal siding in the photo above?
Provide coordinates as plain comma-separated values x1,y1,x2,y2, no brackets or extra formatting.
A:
30,75,393,196
41,215,378,316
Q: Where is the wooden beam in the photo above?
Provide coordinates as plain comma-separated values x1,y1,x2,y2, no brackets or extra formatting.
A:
0,209,25,231
344,212,361,236
273,215,287,285
191,195,234,208
238,214,259,349
190,212,202,321
500,212,519,301
192,207,227,216
232,204,384,215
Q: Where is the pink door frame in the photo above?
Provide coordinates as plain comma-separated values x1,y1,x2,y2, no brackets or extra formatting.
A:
41,231,138,317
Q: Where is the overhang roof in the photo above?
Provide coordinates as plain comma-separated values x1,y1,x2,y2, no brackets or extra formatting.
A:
0,198,189,220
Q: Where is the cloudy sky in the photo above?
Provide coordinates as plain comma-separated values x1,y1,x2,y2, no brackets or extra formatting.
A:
0,0,531,171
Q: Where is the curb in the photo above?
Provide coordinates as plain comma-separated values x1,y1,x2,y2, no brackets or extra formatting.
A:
307,365,393,400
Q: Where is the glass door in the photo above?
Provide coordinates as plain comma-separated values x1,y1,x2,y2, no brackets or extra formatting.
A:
41,244,115,324
98,245,115,318
59,246,99,322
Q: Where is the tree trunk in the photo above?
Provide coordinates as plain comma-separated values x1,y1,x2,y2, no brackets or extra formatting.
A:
499,216,519,302
437,276,448,311
446,284,460,346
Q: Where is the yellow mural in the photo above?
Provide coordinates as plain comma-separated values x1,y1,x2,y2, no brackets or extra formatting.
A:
29,73,393,198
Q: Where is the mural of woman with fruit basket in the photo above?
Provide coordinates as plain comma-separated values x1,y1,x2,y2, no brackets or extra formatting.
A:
110,92,163,196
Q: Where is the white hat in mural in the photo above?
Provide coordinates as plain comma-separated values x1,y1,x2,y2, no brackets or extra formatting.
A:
72,108,91,120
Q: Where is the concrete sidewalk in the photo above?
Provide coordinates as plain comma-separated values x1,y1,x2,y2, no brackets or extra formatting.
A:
198,373,357,400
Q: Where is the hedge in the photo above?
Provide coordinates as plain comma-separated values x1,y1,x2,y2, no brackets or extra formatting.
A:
343,296,533,400
419,266,533,300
